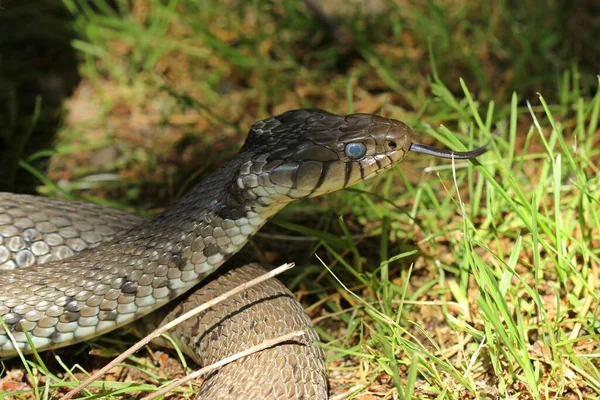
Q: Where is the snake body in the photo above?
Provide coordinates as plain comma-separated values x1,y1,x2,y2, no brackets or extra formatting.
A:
0,109,488,398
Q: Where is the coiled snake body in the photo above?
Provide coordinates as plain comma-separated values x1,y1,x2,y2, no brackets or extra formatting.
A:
0,109,488,398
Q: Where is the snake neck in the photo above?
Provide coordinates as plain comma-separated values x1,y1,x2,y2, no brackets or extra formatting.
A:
151,152,286,230
130,152,289,287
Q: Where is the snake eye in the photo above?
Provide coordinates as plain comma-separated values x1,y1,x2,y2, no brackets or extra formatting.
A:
344,143,367,160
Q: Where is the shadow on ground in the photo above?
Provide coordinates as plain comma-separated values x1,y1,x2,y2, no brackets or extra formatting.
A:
0,1,80,193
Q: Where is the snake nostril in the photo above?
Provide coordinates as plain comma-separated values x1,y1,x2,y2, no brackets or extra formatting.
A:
388,141,397,150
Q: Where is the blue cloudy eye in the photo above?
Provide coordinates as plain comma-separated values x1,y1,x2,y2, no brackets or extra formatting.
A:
344,143,367,160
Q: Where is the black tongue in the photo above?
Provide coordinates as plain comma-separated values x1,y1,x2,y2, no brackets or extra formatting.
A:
409,142,490,160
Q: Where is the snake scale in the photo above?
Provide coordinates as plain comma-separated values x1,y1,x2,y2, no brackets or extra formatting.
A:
0,109,489,399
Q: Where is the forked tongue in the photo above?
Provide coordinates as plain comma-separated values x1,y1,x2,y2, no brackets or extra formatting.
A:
409,141,490,160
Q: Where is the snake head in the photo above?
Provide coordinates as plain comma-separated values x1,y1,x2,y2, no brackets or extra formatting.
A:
235,109,489,206
237,109,412,203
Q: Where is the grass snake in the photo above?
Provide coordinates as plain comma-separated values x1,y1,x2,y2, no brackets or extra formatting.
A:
0,109,489,399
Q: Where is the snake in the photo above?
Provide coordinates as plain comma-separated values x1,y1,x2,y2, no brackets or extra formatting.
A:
0,109,489,399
